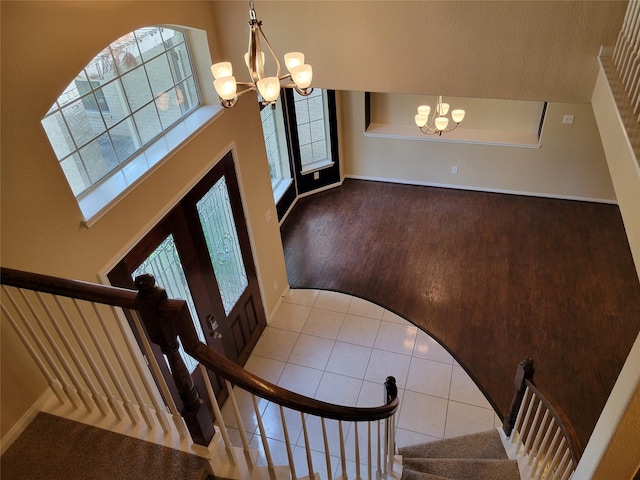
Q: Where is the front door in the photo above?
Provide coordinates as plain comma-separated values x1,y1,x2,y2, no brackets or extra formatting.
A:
109,151,266,408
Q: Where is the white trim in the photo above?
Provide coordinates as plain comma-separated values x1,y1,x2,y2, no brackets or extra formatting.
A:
344,174,619,205
267,285,289,325
0,389,54,455
300,160,335,175
296,180,343,200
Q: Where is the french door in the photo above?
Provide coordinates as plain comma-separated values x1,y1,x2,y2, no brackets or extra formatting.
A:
109,151,266,410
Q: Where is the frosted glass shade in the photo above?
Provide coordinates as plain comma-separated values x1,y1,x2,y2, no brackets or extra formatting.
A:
211,62,233,79
214,76,237,100
435,116,449,131
285,52,305,72
291,65,313,89
257,77,280,102
417,105,431,117
415,114,428,127
437,102,450,116
452,109,465,123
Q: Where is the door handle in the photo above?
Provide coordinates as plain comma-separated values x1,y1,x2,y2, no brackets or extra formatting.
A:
207,315,223,339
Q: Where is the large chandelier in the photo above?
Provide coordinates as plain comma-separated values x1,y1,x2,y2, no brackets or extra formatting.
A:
415,96,465,136
211,1,313,109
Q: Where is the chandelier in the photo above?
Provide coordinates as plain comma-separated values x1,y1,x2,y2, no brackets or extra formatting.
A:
414,96,465,136
211,1,313,109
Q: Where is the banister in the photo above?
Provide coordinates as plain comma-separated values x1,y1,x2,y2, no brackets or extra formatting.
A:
1,267,138,308
524,379,583,466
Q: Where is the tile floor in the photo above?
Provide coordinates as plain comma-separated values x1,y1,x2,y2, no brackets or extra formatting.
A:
220,289,501,477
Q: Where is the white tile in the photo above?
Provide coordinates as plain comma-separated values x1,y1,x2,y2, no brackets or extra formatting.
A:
269,302,312,332
374,321,417,355
347,296,384,319
294,413,352,459
278,363,323,398
325,341,372,379
314,290,352,313
250,435,292,467
337,314,381,347
220,388,269,434
243,355,286,384
382,309,409,324
413,330,454,364
448,365,492,409
288,334,335,370
365,349,411,389
301,308,346,340
398,390,448,439
257,403,304,444
315,372,363,406
357,380,404,408
444,400,496,439
395,428,441,448
251,327,299,362
406,357,453,399
283,289,319,307
292,442,339,479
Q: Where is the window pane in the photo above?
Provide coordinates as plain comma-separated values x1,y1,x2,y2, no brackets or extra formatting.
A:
135,27,166,63
261,106,282,182
179,77,199,114
167,43,193,82
147,54,173,97
161,28,185,49
42,111,75,159
196,177,248,316
294,89,330,166
99,79,130,127
133,102,162,144
110,118,140,162
85,46,119,83
79,133,119,184
112,34,142,76
60,154,91,196
121,66,152,112
157,87,184,129
62,99,106,148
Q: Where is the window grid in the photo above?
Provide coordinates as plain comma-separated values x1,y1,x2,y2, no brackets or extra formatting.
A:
294,89,330,167
42,27,200,198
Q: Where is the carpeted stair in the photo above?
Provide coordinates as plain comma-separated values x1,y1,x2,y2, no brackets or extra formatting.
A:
1,412,212,480
399,430,520,480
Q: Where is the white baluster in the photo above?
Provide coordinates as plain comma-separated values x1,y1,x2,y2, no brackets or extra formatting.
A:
300,412,314,478
511,387,531,445
516,389,536,455
524,399,543,456
0,299,66,404
354,422,361,480
253,395,276,480
367,421,372,480
545,437,567,480
321,417,332,480
281,406,297,480
376,419,382,479
130,311,183,436
382,417,389,477
199,365,237,466
339,420,347,480
387,414,396,475
613,0,636,65
528,410,550,465
535,428,561,480
225,380,254,469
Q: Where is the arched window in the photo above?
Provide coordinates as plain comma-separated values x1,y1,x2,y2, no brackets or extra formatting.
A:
41,27,200,199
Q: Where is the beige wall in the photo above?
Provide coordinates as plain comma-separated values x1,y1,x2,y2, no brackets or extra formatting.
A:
211,1,625,103
341,91,616,202
1,1,288,436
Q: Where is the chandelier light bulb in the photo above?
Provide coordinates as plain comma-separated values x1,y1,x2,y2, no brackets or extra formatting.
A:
257,77,281,102
452,109,466,123
214,76,237,100
284,52,305,73
438,102,450,116
417,105,431,117
291,64,313,89
244,51,266,70
415,114,429,127
211,62,233,79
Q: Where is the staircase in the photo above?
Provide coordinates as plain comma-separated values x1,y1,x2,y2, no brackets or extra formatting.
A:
400,430,519,480
1,268,582,480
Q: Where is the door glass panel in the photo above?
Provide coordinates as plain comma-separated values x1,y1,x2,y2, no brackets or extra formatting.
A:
132,233,204,372
196,176,248,315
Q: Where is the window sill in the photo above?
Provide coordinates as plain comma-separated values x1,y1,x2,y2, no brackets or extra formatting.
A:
79,104,223,227
272,178,293,203
300,160,335,175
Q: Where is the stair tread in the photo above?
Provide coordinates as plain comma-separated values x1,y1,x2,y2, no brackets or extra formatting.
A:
399,429,508,460
401,468,454,480
402,458,520,480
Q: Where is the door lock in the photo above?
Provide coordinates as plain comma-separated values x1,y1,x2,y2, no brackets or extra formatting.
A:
207,315,222,339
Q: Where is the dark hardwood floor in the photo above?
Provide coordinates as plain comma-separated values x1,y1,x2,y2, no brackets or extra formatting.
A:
280,179,640,448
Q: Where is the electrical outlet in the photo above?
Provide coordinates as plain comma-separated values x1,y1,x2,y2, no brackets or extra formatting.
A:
562,115,574,124
313,171,319,180
452,166,458,174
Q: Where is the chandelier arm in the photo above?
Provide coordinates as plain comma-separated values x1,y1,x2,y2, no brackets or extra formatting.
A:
256,23,281,79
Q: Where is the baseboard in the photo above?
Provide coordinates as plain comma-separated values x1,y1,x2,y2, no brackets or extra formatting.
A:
1,388,54,455
344,174,618,205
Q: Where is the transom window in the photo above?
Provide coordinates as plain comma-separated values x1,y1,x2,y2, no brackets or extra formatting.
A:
41,27,200,198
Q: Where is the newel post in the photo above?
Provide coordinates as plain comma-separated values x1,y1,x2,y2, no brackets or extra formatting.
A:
503,356,535,436
135,274,214,445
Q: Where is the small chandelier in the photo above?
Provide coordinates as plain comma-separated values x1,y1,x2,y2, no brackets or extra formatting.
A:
415,96,465,136
211,1,313,109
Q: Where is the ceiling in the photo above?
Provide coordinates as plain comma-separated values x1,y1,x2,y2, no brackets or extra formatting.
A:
210,1,626,104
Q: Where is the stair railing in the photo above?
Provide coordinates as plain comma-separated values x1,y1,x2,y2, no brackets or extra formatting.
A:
503,357,582,480
1,267,401,480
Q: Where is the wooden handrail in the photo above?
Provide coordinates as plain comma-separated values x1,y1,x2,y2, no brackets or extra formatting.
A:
524,379,583,466
1,267,138,309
